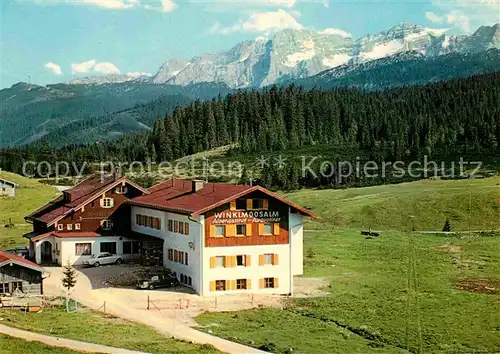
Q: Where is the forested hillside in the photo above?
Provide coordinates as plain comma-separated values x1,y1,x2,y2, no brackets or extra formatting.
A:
0,82,231,147
1,72,499,186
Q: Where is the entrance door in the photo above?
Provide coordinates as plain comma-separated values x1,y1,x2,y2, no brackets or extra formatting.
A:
40,241,53,264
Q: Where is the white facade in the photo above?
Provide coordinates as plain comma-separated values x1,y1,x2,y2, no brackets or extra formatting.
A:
131,206,204,294
35,236,139,265
131,205,306,296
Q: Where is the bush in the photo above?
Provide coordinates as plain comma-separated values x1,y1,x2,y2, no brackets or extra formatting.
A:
442,219,451,232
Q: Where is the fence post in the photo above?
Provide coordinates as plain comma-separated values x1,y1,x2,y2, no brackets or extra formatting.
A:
215,296,218,309
179,298,182,309
147,296,150,310
103,301,106,313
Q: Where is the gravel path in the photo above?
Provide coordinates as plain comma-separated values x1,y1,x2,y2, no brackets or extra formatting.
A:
43,267,265,354
0,323,147,354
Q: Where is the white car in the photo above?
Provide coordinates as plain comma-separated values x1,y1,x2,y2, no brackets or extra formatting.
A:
82,252,123,267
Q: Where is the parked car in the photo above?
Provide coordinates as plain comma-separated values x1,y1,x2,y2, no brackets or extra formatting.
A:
137,271,179,290
82,252,123,267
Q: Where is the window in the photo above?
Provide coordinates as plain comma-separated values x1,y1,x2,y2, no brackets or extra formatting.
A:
75,223,81,230
185,252,188,266
215,280,226,291
11,282,23,293
236,255,246,267
252,199,264,210
179,221,184,234
263,223,273,235
67,224,73,231
264,278,275,288
215,256,225,268
0,283,8,294
215,225,225,237
174,250,179,262
264,253,274,265
57,224,63,231
236,199,246,210
179,252,184,264
236,224,246,236
101,220,113,230
168,220,173,231
188,276,192,286
168,248,173,261
123,241,139,255
75,243,91,256
136,214,141,225
184,223,189,235
174,221,179,233
116,185,128,194
237,279,247,290
100,242,117,254
101,197,114,208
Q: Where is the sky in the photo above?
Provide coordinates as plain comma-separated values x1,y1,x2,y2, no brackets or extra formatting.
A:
1,0,499,88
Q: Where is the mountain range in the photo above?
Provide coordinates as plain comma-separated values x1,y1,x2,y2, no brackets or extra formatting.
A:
1,22,499,148
71,23,500,88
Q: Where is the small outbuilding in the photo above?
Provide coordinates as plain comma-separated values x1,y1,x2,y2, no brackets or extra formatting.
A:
0,250,45,295
0,178,19,197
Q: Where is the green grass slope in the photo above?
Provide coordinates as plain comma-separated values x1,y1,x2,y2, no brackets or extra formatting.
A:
284,177,500,231
0,171,60,249
0,335,85,354
197,230,500,353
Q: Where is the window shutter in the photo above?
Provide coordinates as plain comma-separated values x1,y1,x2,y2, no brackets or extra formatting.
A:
246,199,253,210
210,281,216,292
230,201,236,211
245,223,252,236
259,254,264,266
225,280,231,290
99,199,104,208
231,280,237,290
273,254,279,266
273,223,280,236
263,199,269,209
245,255,251,267
258,223,264,235
274,278,279,288
246,279,251,289
225,256,231,268
259,278,265,289
226,224,236,237
232,256,237,268
210,257,216,268
210,225,216,238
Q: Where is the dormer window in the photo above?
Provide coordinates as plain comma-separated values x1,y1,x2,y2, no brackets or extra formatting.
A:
100,198,114,208
250,198,268,210
101,220,114,230
236,199,246,210
57,224,63,231
115,185,128,194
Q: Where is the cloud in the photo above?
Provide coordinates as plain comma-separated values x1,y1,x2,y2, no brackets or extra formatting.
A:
126,72,152,78
319,28,352,38
94,62,121,74
71,59,122,75
72,59,96,74
29,0,177,13
214,9,303,34
44,62,63,75
425,11,444,23
429,0,500,33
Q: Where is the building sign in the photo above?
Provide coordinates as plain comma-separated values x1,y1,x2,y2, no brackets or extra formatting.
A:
213,210,281,224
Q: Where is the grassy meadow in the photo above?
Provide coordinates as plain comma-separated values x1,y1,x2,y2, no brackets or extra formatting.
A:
0,304,219,354
196,177,500,354
0,334,85,354
0,171,60,248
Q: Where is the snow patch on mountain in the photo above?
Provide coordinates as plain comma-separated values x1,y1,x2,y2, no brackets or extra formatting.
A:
360,40,404,60
323,54,351,68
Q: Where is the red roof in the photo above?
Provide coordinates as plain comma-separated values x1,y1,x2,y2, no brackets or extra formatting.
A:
130,179,253,214
26,174,148,226
0,250,44,272
129,179,317,218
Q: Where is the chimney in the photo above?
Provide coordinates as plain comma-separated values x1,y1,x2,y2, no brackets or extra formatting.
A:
192,180,205,193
